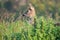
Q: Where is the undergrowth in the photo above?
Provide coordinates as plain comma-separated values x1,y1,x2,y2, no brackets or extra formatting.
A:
0,16,60,40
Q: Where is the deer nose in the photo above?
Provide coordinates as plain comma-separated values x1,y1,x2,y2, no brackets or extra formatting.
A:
23,14,25,16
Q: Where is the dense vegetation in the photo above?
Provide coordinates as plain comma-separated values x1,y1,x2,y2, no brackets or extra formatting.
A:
0,17,60,40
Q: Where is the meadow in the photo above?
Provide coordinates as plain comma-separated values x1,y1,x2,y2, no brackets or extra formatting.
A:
0,16,60,40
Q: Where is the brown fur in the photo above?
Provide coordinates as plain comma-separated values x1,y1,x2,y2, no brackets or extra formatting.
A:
54,23,60,26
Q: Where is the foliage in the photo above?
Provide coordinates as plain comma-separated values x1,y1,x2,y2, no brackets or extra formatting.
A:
0,16,60,40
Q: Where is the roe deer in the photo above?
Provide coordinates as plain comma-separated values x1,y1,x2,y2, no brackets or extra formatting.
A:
22,3,36,25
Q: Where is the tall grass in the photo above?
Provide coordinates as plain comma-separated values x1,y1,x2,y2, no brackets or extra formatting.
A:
0,16,60,40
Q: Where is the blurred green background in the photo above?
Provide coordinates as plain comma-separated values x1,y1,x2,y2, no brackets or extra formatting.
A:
0,0,60,22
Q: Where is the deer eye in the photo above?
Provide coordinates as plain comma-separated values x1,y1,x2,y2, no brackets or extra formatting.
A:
29,8,32,11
